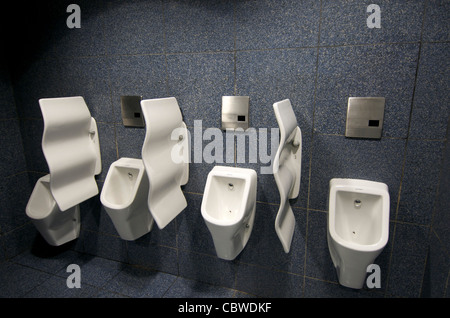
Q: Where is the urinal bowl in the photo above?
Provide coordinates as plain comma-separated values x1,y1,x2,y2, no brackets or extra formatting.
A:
327,178,389,289
26,174,80,246
201,166,257,260
100,158,153,241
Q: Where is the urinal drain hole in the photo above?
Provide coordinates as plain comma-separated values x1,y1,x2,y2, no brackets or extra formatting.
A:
228,183,234,190
128,172,133,179
354,199,362,208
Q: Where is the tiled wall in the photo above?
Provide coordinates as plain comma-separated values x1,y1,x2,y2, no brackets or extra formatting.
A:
424,119,450,297
0,62,35,261
2,0,449,297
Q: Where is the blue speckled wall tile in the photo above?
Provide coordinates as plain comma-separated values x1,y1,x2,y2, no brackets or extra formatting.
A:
163,277,235,298
398,139,445,225
0,238,5,261
79,184,122,238
130,213,178,249
1,223,37,259
12,249,79,274
446,282,450,298
46,0,106,58
409,42,450,140
108,54,167,123
304,210,336,282
236,48,317,131
235,0,320,50
320,0,424,46
422,0,450,42
19,119,47,173
376,222,395,291
164,0,234,53
78,229,128,263
421,233,450,297
235,262,304,297
23,275,99,298
243,166,279,204
178,249,237,289
387,222,429,297
127,239,179,276
166,52,234,127
115,124,145,159
13,58,63,119
103,0,164,55
315,44,419,138
0,173,31,234
237,203,307,276
96,122,117,182
0,120,27,178
0,62,30,263
432,129,450,267
183,160,220,195
309,134,405,214
303,278,383,298
177,192,216,256
102,265,177,298
182,127,234,194
0,63,17,119
0,262,52,297
58,57,113,123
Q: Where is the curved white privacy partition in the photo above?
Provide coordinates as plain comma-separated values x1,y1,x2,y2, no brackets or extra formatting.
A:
39,96,101,211
273,99,302,253
141,97,189,229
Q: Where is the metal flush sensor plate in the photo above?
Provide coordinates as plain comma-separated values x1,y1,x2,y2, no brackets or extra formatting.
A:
221,96,249,130
121,96,144,127
345,97,385,139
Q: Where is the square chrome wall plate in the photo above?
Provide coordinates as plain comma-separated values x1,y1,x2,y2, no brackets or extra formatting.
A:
221,96,249,130
345,97,385,139
121,95,145,127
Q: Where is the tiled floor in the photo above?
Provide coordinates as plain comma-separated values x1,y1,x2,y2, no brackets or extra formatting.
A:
0,250,252,298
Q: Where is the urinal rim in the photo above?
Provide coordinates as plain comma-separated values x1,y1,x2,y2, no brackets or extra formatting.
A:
100,158,145,210
26,174,57,220
328,179,390,252
201,167,253,227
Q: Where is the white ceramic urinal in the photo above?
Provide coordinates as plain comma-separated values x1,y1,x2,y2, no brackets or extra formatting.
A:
273,99,302,253
201,166,257,260
328,178,390,289
140,97,189,229
101,158,153,240
26,96,101,246
26,174,80,246
39,96,101,211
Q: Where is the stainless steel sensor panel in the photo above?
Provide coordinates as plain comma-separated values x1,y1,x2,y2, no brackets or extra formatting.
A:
345,97,385,139
221,96,249,130
121,95,144,127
